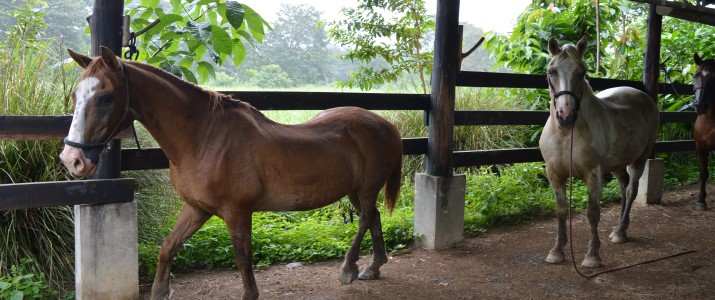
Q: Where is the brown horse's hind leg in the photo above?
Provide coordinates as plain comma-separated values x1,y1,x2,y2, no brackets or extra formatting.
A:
151,205,211,300
224,211,258,300
340,192,372,284
358,210,388,280
697,151,709,211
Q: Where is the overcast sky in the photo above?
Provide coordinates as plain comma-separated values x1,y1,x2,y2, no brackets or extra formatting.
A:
241,0,531,33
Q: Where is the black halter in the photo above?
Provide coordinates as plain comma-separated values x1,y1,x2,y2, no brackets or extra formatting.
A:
547,75,583,114
63,62,141,163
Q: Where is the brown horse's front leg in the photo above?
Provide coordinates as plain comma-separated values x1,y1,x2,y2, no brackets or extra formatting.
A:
582,172,602,268
225,211,258,300
697,150,709,211
151,205,211,300
545,166,567,264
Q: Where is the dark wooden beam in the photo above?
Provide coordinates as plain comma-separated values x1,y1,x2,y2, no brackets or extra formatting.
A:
427,0,460,177
223,91,430,111
457,71,692,95
630,0,715,26
0,179,134,211
0,116,133,141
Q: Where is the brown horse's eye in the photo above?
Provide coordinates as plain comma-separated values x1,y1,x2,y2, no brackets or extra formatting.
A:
97,95,113,106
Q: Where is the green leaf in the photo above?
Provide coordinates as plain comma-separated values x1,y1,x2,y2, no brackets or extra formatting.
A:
10,291,23,300
242,5,268,42
210,26,233,55
232,38,246,67
225,1,245,30
140,0,160,8
186,20,212,43
196,61,215,83
180,67,198,84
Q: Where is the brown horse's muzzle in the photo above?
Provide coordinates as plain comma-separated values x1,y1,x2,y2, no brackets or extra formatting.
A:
59,145,98,177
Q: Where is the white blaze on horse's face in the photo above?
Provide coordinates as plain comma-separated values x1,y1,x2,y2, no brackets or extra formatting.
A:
59,76,100,177
68,77,100,143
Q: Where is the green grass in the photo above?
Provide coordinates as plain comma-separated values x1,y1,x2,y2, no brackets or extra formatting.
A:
0,35,78,292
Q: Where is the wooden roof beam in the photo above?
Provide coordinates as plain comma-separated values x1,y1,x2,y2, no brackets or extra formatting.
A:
630,0,715,26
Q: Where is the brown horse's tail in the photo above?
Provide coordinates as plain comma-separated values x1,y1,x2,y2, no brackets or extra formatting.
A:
384,154,402,214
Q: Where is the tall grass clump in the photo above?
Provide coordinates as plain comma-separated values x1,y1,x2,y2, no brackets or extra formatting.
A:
0,2,77,291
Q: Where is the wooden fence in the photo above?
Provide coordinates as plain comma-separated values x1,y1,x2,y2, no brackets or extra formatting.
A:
0,71,697,175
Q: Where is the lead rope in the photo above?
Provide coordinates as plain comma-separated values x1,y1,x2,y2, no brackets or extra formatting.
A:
566,128,696,279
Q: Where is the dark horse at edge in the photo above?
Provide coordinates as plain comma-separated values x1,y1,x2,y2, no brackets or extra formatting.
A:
694,53,715,211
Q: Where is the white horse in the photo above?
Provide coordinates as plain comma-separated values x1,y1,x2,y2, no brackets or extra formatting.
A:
539,38,659,268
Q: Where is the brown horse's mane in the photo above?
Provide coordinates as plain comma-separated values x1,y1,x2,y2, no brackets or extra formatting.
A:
120,60,263,115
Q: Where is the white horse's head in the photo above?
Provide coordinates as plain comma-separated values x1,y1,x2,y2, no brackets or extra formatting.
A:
547,37,588,127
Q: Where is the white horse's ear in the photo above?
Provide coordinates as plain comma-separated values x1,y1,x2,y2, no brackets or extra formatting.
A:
68,49,92,69
100,46,122,71
548,38,560,56
576,37,588,56
695,53,704,66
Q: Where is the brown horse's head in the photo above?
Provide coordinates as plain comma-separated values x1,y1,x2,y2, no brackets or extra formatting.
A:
59,47,136,177
547,37,588,127
693,53,715,115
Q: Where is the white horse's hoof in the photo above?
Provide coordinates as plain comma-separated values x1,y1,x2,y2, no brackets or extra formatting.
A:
545,252,565,264
581,256,601,268
340,269,358,284
358,268,380,280
610,231,628,243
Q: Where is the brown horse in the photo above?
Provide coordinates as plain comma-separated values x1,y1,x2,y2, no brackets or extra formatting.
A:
693,53,715,211
59,47,403,300
539,38,659,268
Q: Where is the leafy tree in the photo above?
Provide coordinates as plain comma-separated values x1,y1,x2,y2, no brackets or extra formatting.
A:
125,0,271,84
257,3,334,85
245,64,294,88
327,0,435,92
460,23,499,72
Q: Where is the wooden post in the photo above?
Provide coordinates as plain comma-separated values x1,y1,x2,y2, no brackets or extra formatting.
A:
636,4,664,205
415,0,465,250
88,0,123,179
643,4,662,106
76,1,138,299
426,0,460,177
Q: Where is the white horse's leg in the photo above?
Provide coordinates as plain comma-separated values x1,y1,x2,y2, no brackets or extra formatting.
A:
610,162,645,243
545,165,568,264
582,171,602,268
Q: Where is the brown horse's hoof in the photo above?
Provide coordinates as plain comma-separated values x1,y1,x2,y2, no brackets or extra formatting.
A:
340,269,358,284
358,268,380,280
695,202,708,211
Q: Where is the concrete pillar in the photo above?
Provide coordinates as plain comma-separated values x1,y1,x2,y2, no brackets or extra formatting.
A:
414,173,466,249
635,158,664,205
75,201,138,300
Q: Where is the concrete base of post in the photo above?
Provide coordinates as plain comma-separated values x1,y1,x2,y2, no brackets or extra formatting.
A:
414,173,466,250
635,158,664,206
75,201,138,300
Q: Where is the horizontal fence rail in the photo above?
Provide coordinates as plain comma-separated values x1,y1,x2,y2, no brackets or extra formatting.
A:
457,71,694,95
0,76,699,170
0,178,134,210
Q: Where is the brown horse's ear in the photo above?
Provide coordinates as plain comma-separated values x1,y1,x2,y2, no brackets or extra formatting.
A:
576,37,588,56
67,49,93,69
100,46,122,71
548,38,560,56
695,53,704,66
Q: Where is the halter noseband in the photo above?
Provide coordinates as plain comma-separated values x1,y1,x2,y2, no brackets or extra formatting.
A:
547,75,583,113
63,62,141,162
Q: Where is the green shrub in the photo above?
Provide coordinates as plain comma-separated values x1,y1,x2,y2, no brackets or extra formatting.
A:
0,2,77,291
0,258,65,300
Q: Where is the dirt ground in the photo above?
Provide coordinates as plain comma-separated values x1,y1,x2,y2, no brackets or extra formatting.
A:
140,183,715,299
